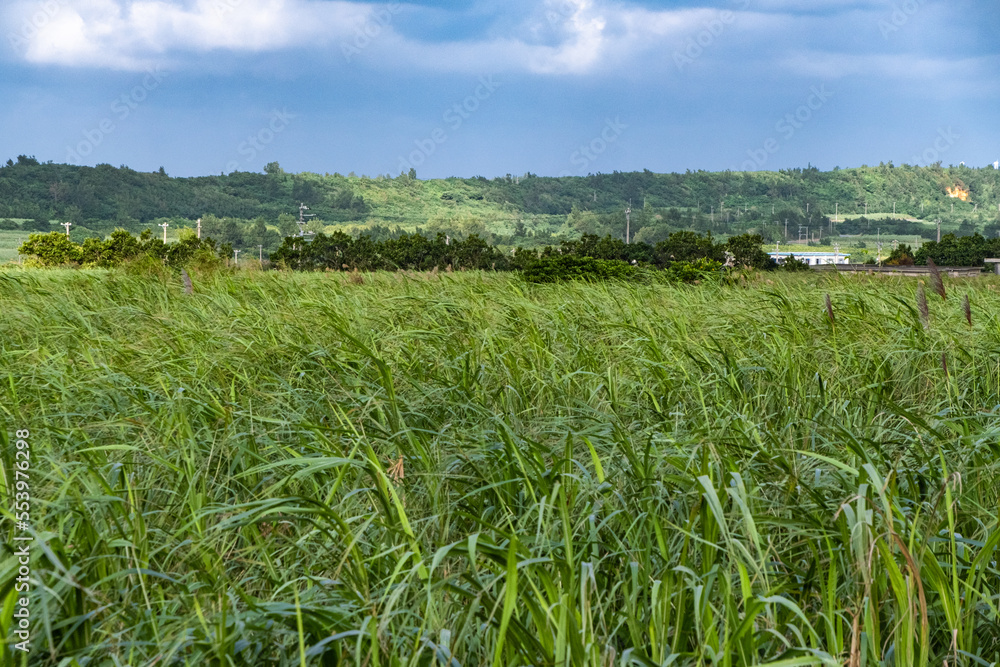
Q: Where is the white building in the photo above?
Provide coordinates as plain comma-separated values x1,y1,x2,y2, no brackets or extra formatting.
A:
768,251,850,267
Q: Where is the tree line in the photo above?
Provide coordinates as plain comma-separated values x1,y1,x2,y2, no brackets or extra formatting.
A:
19,227,788,277
3,157,998,244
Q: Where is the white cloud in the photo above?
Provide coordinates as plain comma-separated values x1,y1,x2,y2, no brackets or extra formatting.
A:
3,0,371,70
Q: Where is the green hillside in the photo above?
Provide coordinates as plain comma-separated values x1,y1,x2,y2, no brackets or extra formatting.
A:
2,156,998,259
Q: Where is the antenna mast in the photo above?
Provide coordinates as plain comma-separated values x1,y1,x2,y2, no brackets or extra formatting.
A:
298,203,316,237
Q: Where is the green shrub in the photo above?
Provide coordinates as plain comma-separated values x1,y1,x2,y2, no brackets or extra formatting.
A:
521,255,637,283
779,254,811,271
664,257,724,283
18,232,82,266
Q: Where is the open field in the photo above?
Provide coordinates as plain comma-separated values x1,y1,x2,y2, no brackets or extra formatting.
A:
1,269,999,664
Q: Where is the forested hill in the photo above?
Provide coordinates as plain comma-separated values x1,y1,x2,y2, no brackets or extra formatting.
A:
2,155,998,235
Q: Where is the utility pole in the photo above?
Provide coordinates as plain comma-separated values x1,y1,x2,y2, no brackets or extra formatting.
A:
234,249,240,265
159,221,169,243
937,219,941,242
784,219,788,239
625,200,632,244
865,201,868,216
835,202,838,222
259,245,263,263
196,218,202,239
61,221,72,237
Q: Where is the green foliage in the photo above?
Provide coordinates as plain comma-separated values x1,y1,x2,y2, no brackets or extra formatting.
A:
779,254,811,271
19,228,224,268
18,232,81,265
885,243,916,266
271,230,510,272
2,160,997,251
24,216,51,232
656,230,726,264
915,233,1000,267
0,219,18,230
1,272,999,664
663,257,725,283
521,255,637,282
726,233,775,269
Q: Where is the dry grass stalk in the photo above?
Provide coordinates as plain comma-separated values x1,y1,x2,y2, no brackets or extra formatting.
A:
927,258,946,300
848,611,860,667
388,455,404,483
917,283,929,329
180,268,194,295
349,269,364,285
825,293,835,325
963,294,971,326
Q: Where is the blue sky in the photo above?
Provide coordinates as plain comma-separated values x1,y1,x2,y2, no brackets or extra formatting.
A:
1,0,997,178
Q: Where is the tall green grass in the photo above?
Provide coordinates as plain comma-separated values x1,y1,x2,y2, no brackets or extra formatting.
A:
0,268,998,665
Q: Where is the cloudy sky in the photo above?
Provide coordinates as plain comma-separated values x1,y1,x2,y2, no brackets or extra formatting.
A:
1,0,997,178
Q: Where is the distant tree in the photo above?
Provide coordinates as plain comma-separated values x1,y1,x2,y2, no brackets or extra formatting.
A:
19,232,81,265
885,243,915,266
0,219,18,230
277,213,298,238
655,231,725,264
779,255,811,272
25,216,51,232
915,233,996,266
725,233,774,269
957,219,977,237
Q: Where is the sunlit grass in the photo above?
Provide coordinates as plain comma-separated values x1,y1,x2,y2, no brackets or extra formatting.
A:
0,268,998,665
